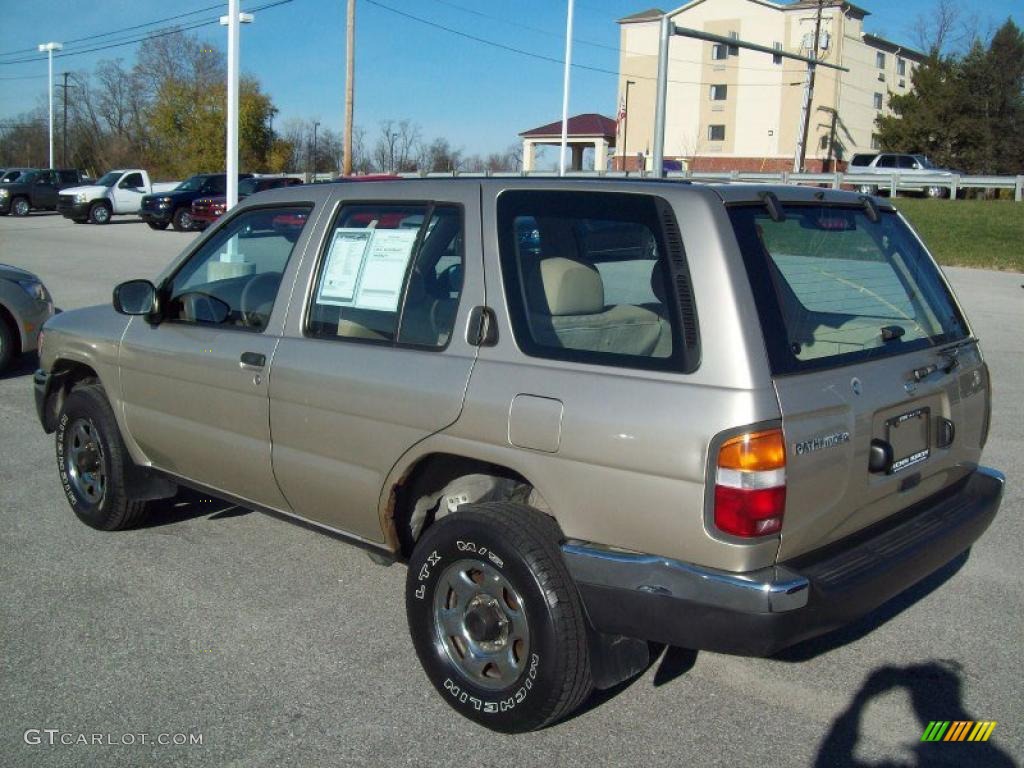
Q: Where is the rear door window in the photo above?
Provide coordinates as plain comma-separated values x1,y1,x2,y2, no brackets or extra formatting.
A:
729,204,968,374
496,190,698,372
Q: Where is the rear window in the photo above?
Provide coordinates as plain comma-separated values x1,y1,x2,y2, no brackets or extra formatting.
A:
849,154,876,167
729,203,968,375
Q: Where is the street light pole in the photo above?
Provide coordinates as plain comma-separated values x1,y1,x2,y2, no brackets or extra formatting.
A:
221,1,254,211
37,42,63,169
312,121,320,181
621,79,635,170
558,0,575,176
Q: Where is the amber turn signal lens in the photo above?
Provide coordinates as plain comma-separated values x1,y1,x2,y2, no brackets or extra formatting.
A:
718,429,786,472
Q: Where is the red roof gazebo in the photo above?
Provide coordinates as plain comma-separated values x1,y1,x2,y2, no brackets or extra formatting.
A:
518,113,617,172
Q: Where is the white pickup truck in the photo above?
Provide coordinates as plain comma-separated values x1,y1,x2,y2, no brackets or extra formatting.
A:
57,169,178,224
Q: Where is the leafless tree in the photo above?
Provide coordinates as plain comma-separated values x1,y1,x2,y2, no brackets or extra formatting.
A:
373,119,421,173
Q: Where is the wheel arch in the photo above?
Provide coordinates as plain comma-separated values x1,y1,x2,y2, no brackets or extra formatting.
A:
40,358,101,432
382,451,555,561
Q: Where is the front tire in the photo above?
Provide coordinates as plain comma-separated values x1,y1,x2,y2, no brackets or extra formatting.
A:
11,196,30,216
56,382,149,530
406,502,592,733
0,314,14,373
171,207,194,231
88,202,111,224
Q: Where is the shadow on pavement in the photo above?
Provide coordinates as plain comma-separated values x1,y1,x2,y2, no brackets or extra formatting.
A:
774,551,969,663
136,487,252,529
814,660,1015,767
0,351,39,380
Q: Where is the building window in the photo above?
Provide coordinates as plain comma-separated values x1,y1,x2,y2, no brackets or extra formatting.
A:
897,57,906,76
711,44,728,61
871,134,881,150
727,31,739,56
773,41,783,65
709,84,728,101
876,51,886,69
874,92,884,110
819,135,830,150
708,124,726,141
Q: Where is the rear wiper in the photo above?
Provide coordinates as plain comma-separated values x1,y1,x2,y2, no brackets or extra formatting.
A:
880,325,905,343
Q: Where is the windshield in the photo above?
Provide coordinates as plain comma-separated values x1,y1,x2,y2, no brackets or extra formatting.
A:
176,175,205,192
729,203,968,375
238,178,259,196
95,171,121,187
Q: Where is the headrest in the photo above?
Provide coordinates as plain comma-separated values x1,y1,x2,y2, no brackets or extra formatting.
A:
537,257,604,316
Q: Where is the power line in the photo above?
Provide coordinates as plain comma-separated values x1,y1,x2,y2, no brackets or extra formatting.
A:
0,0,293,67
423,0,820,76
0,2,227,59
364,0,800,89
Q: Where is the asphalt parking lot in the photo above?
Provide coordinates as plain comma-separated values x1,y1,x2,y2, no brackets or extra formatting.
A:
1,212,1021,767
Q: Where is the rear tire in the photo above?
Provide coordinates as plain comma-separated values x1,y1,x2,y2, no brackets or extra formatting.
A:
406,502,592,733
146,221,169,231
88,202,111,224
56,382,150,530
171,207,194,232
0,314,14,373
925,185,948,199
11,196,30,216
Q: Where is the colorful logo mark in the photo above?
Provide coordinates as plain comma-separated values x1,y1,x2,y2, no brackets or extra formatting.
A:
921,721,997,742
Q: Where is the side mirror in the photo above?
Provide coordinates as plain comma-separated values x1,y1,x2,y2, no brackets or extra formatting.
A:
113,280,157,316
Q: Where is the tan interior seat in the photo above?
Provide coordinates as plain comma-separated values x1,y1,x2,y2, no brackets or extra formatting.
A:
527,257,668,357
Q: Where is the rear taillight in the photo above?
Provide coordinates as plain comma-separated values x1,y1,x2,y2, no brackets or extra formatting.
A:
714,428,786,537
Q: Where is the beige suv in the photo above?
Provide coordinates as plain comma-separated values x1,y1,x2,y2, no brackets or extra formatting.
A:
33,179,1004,732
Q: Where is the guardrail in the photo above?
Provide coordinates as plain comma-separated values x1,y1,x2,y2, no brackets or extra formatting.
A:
397,170,1024,201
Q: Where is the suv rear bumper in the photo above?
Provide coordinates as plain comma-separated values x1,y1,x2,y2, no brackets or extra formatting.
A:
563,467,1003,657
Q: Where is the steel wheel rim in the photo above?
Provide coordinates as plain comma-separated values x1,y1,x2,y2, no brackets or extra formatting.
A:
432,558,530,691
179,211,193,228
13,199,28,215
65,418,107,504
95,206,109,223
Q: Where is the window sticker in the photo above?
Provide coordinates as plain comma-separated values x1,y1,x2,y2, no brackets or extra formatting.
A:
354,228,419,311
318,228,373,305
317,227,419,311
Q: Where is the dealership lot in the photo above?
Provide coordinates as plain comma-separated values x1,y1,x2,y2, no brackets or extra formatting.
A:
1,212,1021,767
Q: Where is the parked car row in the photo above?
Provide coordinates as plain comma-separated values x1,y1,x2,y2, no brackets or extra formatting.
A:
0,167,306,232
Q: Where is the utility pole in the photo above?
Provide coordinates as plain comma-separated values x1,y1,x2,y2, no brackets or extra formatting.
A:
343,0,356,176
794,0,824,173
37,42,63,169
620,79,635,170
55,72,76,167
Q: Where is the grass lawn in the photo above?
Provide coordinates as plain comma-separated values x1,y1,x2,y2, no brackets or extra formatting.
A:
894,199,1024,272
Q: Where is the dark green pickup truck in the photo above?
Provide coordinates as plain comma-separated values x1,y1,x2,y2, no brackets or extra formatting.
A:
0,168,90,216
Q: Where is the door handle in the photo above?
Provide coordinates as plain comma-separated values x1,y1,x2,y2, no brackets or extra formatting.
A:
239,351,266,369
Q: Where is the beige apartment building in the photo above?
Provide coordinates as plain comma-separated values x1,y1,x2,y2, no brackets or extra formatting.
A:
614,0,926,171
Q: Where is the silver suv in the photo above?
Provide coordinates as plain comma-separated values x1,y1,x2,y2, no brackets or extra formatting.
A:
33,179,1003,732
848,152,956,198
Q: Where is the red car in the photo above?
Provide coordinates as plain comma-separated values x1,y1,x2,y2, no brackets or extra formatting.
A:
191,176,303,226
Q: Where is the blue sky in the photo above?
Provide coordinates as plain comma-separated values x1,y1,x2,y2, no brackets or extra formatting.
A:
1,0,1021,156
